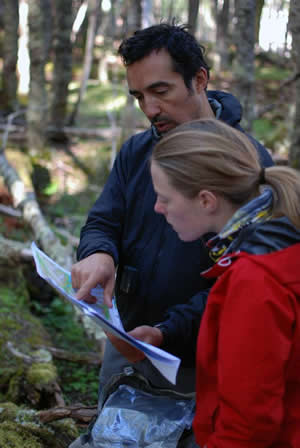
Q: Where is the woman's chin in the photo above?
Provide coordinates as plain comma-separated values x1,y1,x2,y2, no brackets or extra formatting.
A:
177,230,201,242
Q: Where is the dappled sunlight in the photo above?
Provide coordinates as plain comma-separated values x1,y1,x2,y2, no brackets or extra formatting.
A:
104,95,127,112
11,180,26,207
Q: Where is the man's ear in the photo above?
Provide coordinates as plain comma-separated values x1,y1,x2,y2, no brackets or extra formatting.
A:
197,190,218,213
194,68,208,93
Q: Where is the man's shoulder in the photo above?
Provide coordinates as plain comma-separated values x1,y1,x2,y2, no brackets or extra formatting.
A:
207,90,242,126
121,128,156,157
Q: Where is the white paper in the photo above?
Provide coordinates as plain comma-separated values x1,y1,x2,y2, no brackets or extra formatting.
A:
31,242,181,384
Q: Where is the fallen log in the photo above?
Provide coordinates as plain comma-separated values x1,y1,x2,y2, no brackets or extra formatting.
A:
34,345,103,365
38,404,98,425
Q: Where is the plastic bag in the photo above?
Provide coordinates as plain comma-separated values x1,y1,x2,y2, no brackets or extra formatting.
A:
91,384,195,447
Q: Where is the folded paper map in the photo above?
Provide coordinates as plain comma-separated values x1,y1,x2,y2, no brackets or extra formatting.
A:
31,242,181,384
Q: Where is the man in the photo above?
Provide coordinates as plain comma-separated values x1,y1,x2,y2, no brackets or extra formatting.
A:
70,23,273,447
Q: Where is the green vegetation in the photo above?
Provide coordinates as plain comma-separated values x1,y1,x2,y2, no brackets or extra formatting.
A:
36,297,100,405
0,403,78,448
255,65,291,82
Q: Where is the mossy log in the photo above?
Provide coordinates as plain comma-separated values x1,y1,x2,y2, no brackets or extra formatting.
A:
0,402,79,448
0,264,64,409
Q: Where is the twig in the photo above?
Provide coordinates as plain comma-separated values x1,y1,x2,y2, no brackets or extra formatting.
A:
0,204,22,217
0,110,25,153
280,71,300,88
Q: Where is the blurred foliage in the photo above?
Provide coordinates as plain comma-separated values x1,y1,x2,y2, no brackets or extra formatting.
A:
255,65,291,82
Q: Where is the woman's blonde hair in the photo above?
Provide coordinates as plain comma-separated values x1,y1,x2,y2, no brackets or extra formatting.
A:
152,118,300,228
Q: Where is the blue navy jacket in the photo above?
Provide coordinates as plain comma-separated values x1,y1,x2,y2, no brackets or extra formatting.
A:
78,90,273,366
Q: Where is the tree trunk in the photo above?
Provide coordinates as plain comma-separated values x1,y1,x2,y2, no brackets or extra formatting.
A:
43,0,53,60
71,0,88,43
233,0,256,132
27,0,49,153
121,0,142,37
288,0,300,169
49,0,73,139
68,0,102,126
188,0,200,36
255,0,264,44
142,0,154,28
215,0,231,72
2,0,19,113
18,0,30,96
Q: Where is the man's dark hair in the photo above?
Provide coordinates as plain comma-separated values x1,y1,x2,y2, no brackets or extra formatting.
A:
118,23,210,90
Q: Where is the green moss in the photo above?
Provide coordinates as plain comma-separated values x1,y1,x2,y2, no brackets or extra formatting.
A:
0,267,30,308
26,363,57,388
6,367,24,402
0,403,79,447
0,402,19,421
0,421,43,448
50,418,79,441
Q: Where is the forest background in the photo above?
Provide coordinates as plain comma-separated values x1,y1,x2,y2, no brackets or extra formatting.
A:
0,1,299,447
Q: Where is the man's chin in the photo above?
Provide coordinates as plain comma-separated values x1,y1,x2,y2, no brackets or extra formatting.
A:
154,123,176,136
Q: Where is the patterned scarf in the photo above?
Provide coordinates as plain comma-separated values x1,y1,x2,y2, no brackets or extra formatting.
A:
207,187,274,263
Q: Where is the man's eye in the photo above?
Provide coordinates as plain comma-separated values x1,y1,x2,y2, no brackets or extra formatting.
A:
156,90,168,95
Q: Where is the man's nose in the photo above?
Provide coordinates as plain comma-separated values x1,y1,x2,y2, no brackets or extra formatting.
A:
142,97,161,121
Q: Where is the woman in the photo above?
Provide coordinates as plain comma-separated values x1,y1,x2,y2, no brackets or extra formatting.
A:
151,118,300,448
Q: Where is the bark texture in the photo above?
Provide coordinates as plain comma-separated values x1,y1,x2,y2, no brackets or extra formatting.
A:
288,0,300,168
2,0,19,112
68,0,102,126
50,0,73,134
215,0,231,71
27,0,48,152
188,0,200,36
121,0,142,37
233,0,256,131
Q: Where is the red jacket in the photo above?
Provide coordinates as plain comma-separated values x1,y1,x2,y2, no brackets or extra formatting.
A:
193,244,300,448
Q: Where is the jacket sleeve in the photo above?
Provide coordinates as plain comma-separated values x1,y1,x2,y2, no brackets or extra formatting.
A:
206,260,294,448
156,287,212,366
76,140,131,265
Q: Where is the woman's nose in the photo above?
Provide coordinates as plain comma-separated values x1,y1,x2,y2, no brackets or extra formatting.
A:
154,199,165,215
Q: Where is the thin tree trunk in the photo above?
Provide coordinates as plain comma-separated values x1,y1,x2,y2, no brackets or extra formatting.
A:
44,0,53,59
215,0,231,71
142,0,154,28
49,0,73,138
233,0,256,132
188,0,200,36
2,0,19,113
255,0,264,43
27,0,48,152
71,0,88,43
121,0,142,37
68,0,102,126
18,0,30,96
288,0,300,168
167,0,174,23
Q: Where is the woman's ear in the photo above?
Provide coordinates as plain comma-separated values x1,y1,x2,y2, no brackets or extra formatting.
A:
197,190,218,214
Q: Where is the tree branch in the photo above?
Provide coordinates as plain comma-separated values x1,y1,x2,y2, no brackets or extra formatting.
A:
38,403,98,425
